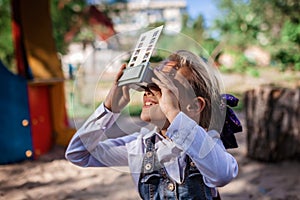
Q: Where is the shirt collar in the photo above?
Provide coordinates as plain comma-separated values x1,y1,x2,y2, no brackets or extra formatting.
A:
142,126,165,145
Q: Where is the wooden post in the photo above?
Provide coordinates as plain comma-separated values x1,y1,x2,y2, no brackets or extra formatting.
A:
244,86,300,161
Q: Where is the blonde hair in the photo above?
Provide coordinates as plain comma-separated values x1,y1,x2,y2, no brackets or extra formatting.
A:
167,50,224,131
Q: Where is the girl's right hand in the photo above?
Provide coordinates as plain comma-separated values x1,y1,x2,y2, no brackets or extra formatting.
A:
104,64,130,113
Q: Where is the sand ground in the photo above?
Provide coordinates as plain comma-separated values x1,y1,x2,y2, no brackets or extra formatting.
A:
1,112,300,200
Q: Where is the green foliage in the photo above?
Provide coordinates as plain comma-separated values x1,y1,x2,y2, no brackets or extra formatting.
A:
201,38,219,56
215,0,300,71
246,67,260,78
179,13,220,59
181,14,205,44
148,21,165,28
281,20,300,44
219,52,259,77
181,13,189,29
51,0,128,55
127,104,142,116
0,0,89,70
149,55,164,63
0,0,14,69
272,20,300,71
233,54,250,73
274,46,300,71
1,0,299,74
50,0,87,54
229,92,244,111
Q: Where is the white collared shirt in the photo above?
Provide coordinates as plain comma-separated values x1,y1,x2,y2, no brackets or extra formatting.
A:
65,103,238,196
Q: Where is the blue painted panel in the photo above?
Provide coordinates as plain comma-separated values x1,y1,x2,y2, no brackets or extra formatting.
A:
0,61,33,164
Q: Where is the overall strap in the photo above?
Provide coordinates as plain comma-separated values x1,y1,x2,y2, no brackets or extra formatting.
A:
140,135,159,175
139,135,219,200
185,156,221,200
185,155,199,175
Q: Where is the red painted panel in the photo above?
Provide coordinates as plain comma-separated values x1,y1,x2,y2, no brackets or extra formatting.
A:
27,85,52,159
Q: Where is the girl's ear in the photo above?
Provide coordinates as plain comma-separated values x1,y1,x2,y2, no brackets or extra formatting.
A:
186,97,206,114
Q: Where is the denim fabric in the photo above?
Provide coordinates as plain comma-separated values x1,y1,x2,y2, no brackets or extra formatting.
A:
138,136,213,200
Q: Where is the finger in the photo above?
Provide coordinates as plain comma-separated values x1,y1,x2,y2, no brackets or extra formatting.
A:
153,69,176,88
122,85,130,100
151,77,179,99
115,64,127,82
151,77,167,90
154,67,190,92
154,69,190,98
150,89,161,99
152,73,179,96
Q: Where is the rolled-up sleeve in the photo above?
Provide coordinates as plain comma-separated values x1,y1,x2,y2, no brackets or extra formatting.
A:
166,112,238,187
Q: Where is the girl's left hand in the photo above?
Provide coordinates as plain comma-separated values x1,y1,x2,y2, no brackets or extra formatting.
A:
150,68,181,123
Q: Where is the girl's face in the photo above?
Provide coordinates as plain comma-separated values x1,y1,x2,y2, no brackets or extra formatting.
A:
140,88,168,128
140,60,195,129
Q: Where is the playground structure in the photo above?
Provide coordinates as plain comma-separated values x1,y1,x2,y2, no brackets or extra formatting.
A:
0,0,115,164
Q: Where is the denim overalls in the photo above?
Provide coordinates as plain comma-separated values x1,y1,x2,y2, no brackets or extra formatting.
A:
138,136,215,200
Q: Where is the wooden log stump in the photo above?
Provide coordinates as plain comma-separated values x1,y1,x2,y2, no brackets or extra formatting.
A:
244,86,300,161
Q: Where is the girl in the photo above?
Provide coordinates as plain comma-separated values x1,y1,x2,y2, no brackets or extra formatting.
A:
66,50,242,199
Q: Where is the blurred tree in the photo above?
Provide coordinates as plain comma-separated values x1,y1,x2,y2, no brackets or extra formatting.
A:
51,0,126,54
181,13,189,29
192,14,205,42
0,0,14,69
51,0,88,54
180,13,219,56
0,0,123,69
182,14,205,43
214,0,300,71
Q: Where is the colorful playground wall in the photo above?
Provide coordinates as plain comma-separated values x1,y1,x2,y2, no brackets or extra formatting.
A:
0,62,33,164
0,62,55,164
0,0,75,164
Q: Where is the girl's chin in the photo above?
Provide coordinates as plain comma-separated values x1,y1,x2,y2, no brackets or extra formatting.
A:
140,113,156,123
140,113,169,129
140,115,151,122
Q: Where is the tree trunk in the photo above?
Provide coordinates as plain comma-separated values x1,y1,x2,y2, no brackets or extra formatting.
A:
244,86,300,162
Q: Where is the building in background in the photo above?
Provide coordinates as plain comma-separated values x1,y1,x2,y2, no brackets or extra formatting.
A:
109,0,187,33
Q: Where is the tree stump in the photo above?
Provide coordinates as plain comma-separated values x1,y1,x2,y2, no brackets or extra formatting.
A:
244,86,300,161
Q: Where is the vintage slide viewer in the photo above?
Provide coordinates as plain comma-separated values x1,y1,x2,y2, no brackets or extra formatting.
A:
118,26,163,91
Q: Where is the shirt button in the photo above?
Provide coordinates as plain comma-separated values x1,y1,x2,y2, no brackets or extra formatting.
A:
167,182,175,191
146,151,153,158
190,161,196,167
173,130,179,138
145,163,152,171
